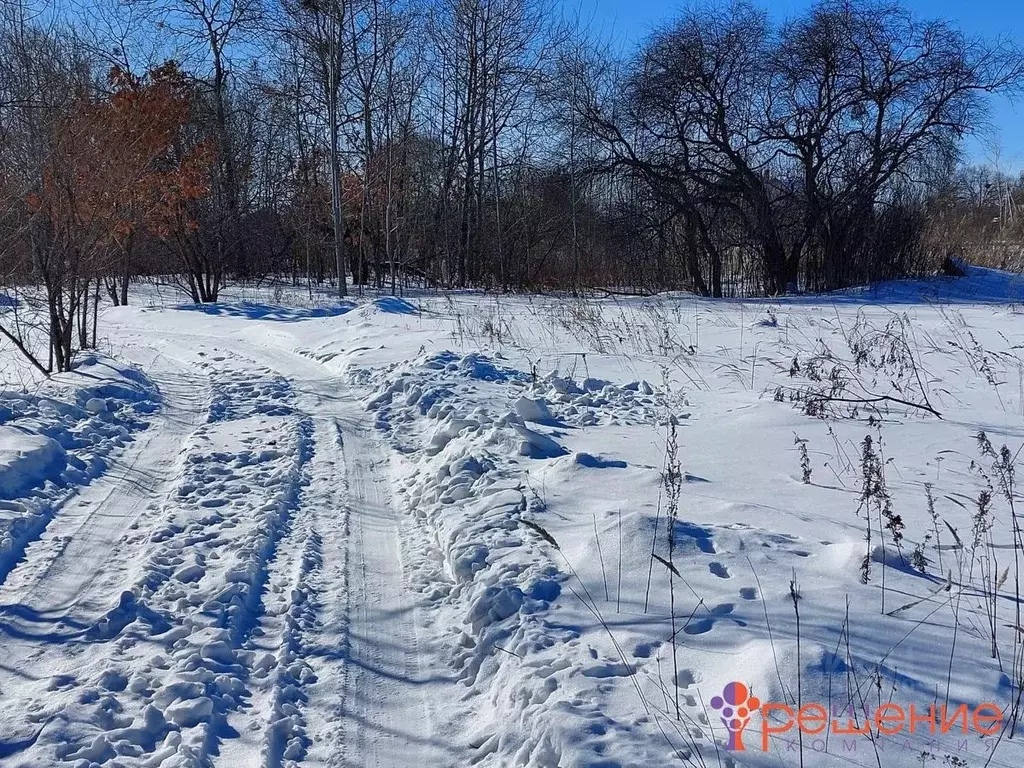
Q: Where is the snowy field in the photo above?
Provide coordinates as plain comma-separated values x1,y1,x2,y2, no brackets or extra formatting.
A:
2,269,1024,767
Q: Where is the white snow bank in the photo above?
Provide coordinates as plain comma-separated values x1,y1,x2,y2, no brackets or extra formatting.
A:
363,349,676,765
0,428,66,499
0,354,158,580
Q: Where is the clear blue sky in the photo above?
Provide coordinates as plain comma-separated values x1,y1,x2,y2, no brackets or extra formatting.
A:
582,0,1024,174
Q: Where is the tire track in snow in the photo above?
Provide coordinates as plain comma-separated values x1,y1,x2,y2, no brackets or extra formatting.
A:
296,416,350,768
214,415,345,768
2,359,316,765
0,364,200,599
328,415,454,768
217,341,456,767
0,363,208,753
0,367,206,613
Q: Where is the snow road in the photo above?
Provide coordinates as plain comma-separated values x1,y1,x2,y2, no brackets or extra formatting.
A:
331,423,453,768
6,273,1024,767
0,359,205,749
0,323,454,767
0,364,203,616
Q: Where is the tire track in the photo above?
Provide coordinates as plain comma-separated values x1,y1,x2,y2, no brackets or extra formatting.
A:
216,416,344,768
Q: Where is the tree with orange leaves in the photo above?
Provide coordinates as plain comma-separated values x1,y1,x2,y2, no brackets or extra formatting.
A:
23,61,211,372
63,61,211,306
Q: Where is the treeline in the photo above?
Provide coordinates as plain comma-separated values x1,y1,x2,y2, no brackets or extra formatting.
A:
1,0,1023,370
926,167,1024,273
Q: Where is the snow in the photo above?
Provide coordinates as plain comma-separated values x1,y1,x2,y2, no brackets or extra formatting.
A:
0,428,66,499
0,355,158,583
1,268,1024,766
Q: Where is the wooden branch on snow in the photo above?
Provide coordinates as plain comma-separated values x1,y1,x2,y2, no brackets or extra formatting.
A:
812,393,943,419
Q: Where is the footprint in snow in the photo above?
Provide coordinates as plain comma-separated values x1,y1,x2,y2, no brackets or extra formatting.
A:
46,675,77,692
684,603,744,635
632,642,658,658
674,522,716,554
709,562,731,579
581,662,635,678
739,587,758,600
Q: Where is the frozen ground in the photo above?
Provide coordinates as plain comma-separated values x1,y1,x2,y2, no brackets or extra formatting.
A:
1,268,1024,767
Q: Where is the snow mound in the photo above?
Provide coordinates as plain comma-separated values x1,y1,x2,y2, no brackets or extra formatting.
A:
363,349,672,765
0,428,66,499
0,354,158,580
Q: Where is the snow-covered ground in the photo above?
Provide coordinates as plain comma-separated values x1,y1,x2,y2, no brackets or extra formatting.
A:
2,268,1024,767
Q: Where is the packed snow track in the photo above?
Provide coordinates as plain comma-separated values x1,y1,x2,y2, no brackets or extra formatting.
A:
0,318,452,768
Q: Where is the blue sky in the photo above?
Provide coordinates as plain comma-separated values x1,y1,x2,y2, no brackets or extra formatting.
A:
582,0,1024,173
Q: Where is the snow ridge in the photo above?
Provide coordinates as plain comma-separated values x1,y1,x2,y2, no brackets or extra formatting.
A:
364,349,672,766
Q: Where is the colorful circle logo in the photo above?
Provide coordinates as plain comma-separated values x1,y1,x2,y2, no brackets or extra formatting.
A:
711,681,760,751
